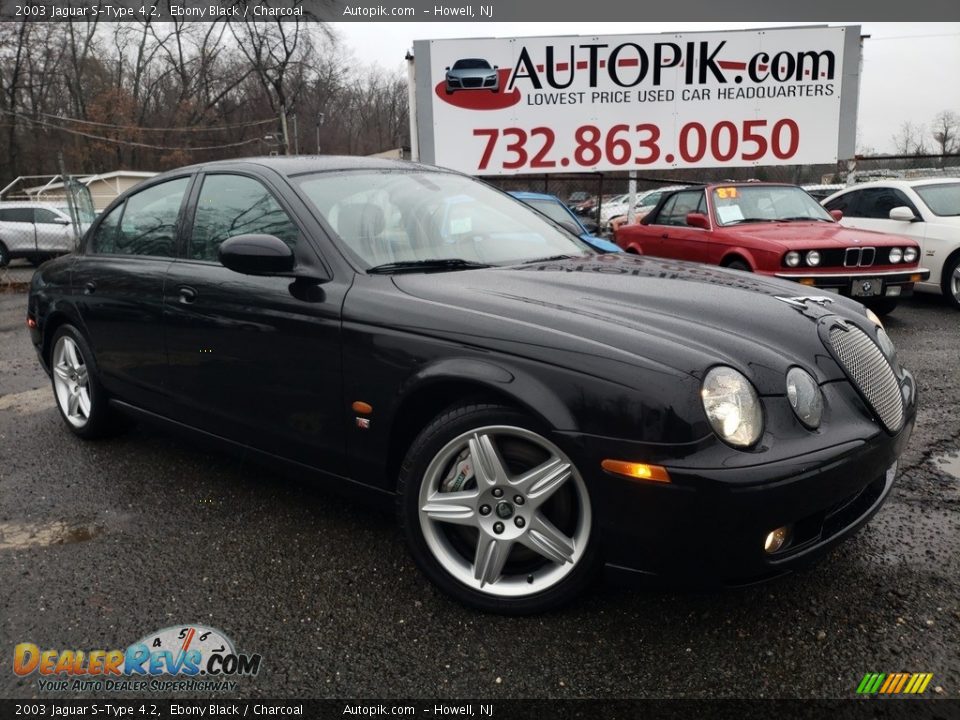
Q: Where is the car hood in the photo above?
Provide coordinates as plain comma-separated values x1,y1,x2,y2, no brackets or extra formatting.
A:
391,253,864,394
448,68,496,77
726,221,918,249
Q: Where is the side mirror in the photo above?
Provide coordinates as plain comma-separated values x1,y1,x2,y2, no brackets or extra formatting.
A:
445,66,450,71
494,65,499,70
829,209,843,221
219,234,295,276
889,206,916,222
686,212,710,230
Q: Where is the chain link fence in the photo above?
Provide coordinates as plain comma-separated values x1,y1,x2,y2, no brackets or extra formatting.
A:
0,175,94,288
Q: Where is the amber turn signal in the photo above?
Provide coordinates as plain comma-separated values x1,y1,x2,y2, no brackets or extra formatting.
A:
351,401,373,415
601,459,671,483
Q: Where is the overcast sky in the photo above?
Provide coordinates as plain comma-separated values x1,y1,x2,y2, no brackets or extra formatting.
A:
334,21,960,155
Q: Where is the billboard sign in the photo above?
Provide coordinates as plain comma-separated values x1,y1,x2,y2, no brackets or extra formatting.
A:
413,26,861,175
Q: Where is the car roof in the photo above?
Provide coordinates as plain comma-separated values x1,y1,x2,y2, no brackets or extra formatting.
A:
169,155,442,178
508,191,562,202
838,177,960,190
0,200,66,210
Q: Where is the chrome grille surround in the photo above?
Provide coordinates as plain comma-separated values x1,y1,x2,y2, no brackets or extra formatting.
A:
828,322,904,433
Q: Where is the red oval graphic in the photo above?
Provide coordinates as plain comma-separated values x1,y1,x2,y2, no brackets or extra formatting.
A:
435,69,520,111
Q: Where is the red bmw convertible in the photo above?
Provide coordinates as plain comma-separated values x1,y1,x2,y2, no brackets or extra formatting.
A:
615,183,930,315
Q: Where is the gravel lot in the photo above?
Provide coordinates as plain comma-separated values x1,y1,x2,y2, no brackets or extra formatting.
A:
1,279,958,700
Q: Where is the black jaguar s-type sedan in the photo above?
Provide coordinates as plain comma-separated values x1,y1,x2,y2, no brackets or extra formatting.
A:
28,157,916,613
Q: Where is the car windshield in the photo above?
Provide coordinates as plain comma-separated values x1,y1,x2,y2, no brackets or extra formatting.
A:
914,182,960,216
712,185,834,226
295,170,591,270
526,198,579,228
453,59,491,70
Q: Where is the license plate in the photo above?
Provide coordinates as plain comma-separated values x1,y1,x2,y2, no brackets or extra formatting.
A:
851,278,882,297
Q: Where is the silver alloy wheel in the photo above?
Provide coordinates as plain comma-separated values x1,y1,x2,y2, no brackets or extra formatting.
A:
52,336,92,428
418,425,591,597
951,265,960,302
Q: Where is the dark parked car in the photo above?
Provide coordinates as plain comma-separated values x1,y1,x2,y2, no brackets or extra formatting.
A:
28,157,917,613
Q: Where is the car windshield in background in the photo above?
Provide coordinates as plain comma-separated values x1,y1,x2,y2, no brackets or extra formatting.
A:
295,171,591,270
526,199,577,227
712,185,835,226
453,59,491,69
914,182,960,216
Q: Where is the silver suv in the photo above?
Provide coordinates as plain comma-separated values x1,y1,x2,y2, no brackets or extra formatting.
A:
0,202,84,267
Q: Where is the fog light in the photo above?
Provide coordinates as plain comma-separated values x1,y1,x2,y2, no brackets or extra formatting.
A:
764,526,790,553
886,286,902,296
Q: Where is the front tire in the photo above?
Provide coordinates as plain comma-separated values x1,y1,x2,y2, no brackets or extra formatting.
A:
398,403,599,613
50,325,117,439
864,297,899,316
726,259,751,272
943,254,960,310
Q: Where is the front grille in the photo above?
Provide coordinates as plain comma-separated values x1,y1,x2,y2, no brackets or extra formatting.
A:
844,247,876,267
828,324,904,432
463,78,483,88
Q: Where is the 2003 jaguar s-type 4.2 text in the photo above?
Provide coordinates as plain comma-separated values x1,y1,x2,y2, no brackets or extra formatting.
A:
27,158,917,613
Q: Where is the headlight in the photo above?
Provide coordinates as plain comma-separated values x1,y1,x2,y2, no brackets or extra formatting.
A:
888,247,903,263
805,250,821,267
785,251,800,267
876,327,900,369
701,366,763,448
786,367,823,429
904,247,918,263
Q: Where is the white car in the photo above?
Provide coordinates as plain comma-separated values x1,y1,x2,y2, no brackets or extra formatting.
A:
0,202,84,267
823,178,960,309
600,186,688,230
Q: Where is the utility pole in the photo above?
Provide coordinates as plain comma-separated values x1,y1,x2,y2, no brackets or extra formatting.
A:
279,104,291,155
316,112,325,155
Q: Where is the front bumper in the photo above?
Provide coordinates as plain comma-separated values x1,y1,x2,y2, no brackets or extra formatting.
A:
570,405,915,587
771,268,930,299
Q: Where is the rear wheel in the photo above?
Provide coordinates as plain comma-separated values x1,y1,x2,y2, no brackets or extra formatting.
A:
943,254,960,310
399,403,599,613
50,325,118,439
0,242,9,268
726,259,751,272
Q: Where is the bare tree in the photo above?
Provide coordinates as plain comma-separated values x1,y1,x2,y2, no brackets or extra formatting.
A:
230,20,331,154
891,121,928,156
930,110,960,155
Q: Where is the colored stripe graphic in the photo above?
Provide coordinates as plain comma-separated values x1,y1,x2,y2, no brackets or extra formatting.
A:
857,672,933,694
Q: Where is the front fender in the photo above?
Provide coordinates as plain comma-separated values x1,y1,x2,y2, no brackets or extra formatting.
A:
396,357,578,432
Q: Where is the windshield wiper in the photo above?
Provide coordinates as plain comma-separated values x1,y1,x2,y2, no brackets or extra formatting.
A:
366,258,492,274
520,254,580,264
725,218,778,225
778,216,832,222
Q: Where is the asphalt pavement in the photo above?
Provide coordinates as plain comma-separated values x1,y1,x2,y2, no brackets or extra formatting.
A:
1,280,958,700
